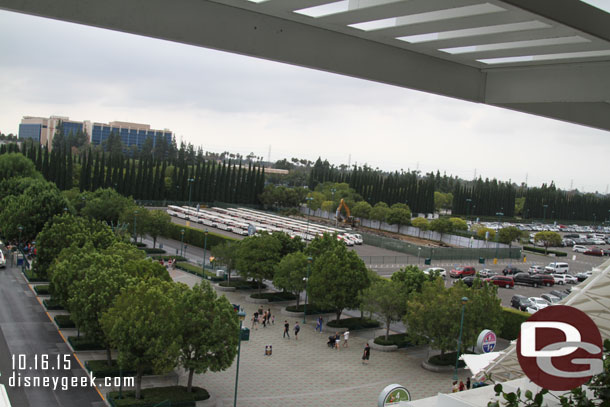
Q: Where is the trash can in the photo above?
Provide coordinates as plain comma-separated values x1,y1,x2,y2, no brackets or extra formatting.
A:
424,258,431,265
16,254,24,266
479,257,485,264
240,327,250,341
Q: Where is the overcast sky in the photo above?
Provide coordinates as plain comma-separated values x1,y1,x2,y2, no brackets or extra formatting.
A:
0,9,608,194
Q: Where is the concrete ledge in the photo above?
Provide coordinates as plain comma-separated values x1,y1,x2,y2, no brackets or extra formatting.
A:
370,342,398,352
281,307,303,317
215,285,236,292
196,392,217,407
421,359,456,373
245,295,269,304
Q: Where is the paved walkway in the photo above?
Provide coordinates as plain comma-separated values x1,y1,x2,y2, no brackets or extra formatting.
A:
169,269,466,407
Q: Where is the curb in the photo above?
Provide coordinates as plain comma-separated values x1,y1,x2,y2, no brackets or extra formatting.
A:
421,359,463,373
370,342,398,352
215,285,236,292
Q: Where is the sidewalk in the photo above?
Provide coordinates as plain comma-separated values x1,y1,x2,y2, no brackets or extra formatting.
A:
170,269,462,407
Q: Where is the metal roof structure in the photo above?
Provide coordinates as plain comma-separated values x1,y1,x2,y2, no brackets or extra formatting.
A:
0,0,609,132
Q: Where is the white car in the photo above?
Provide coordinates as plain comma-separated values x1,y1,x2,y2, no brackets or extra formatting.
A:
0,251,5,268
552,274,569,285
528,265,545,274
541,294,561,304
423,267,446,279
590,238,606,245
563,274,578,284
573,245,588,253
526,297,551,314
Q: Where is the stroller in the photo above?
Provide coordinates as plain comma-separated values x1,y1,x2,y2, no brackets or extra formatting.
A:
327,336,336,348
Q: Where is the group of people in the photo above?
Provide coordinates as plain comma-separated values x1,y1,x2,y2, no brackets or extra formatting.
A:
326,330,350,350
452,378,471,392
252,307,274,330
159,258,176,269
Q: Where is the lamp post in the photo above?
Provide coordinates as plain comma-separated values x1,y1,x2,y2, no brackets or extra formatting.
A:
188,178,194,208
453,296,469,381
234,310,246,407
133,210,138,243
495,211,504,259
180,229,185,257
303,257,313,323
202,229,208,271
417,247,421,264
305,197,314,240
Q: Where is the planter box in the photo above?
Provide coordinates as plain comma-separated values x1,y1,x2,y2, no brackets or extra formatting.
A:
215,285,236,292
421,359,455,373
370,342,398,352
245,295,269,304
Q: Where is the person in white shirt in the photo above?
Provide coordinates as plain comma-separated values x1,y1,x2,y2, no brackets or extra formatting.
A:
343,330,350,348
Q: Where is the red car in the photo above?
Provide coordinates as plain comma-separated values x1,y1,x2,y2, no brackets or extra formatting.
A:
449,266,476,278
584,247,604,256
485,275,514,288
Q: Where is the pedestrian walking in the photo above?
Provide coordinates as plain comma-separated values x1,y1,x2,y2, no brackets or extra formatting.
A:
315,316,323,333
466,377,471,390
252,311,259,330
452,381,458,393
294,321,300,340
459,381,465,392
335,332,341,350
283,320,290,338
272,315,275,325
342,330,350,348
262,311,267,328
362,342,371,364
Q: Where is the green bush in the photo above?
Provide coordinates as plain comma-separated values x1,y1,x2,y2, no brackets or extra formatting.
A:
174,262,223,281
135,242,147,248
327,317,380,330
54,314,75,328
150,255,187,262
85,359,152,378
428,351,466,367
67,336,105,351
499,307,530,340
43,298,64,310
373,333,413,348
165,223,237,252
285,304,335,315
107,386,209,407
523,246,567,257
250,292,297,302
33,284,50,295
140,248,166,254
219,279,265,290
23,268,48,283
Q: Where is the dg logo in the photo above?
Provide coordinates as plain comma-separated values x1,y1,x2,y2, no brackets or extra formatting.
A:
517,305,603,391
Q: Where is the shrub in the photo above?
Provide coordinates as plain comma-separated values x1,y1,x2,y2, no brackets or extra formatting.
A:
140,248,166,254
373,333,413,348
285,304,335,315
523,246,567,257
107,386,209,407
67,336,105,351
327,317,380,330
174,262,223,281
150,255,187,262
23,268,48,283
165,223,237,252
54,314,75,328
428,351,466,367
219,279,265,290
499,307,530,340
85,359,152,378
43,298,64,310
33,284,50,295
250,292,297,302
135,242,147,248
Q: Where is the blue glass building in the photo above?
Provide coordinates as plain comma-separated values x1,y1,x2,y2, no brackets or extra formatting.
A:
91,123,172,150
18,123,43,142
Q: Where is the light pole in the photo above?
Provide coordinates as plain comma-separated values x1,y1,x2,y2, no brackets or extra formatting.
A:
133,210,138,243
495,211,504,259
417,247,421,264
303,257,313,323
188,178,194,208
453,296,469,381
180,229,185,257
17,225,23,250
234,310,246,407
305,197,314,240
202,229,208,271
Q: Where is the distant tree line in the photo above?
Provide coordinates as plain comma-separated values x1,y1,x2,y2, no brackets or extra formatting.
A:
452,178,517,218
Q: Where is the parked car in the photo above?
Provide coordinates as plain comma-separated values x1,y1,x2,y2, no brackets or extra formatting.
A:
528,265,545,274
575,271,593,282
461,276,477,287
485,275,514,288
423,267,446,279
478,269,497,278
561,238,575,247
572,245,588,253
563,274,578,284
449,266,476,278
511,294,532,311
0,250,5,268
550,290,570,299
502,266,523,276
541,294,561,304
513,273,554,287
536,274,556,287
552,274,570,285
526,297,551,313
584,247,604,256
544,262,569,274
589,238,606,245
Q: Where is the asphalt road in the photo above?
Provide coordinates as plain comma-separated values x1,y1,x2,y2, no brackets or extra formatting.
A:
0,250,104,407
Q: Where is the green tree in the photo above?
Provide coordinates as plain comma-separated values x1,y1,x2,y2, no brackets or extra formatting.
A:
304,233,344,259
360,279,406,340
434,191,453,212
411,217,429,231
101,279,181,400
236,234,282,294
321,200,336,213
429,217,453,240
498,226,523,248
273,252,309,307
514,197,526,217
473,225,496,240
81,188,135,225
308,244,370,322
49,244,97,308
386,203,412,226
370,202,390,224
145,209,171,248
0,153,42,181
534,231,562,254
210,241,239,283
351,201,372,219
449,217,468,231
176,282,239,392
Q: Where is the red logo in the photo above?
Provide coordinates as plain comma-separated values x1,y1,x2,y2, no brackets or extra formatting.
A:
517,305,603,390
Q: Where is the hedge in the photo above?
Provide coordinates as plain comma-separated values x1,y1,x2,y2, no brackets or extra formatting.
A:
374,333,413,348
499,307,530,340
150,255,187,262
33,284,50,295
250,292,297,302
43,298,64,310
139,248,166,254
523,246,567,257
107,386,209,407
165,223,237,251
428,351,468,367
85,359,152,378
327,317,380,330
285,304,335,315
135,242,147,248
54,314,76,328
219,279,265,290
175,262,223,281
67,336,105,351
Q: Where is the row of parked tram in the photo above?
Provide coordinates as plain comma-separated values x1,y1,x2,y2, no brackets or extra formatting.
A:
166,205,363,245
